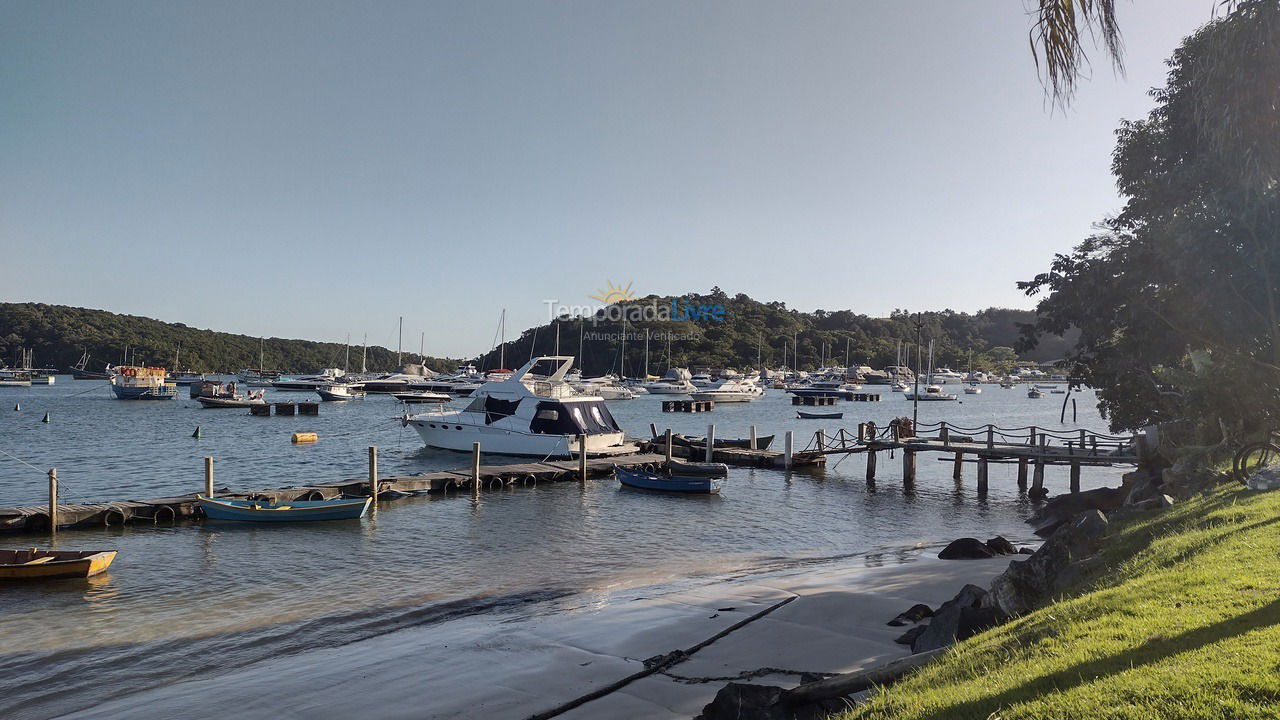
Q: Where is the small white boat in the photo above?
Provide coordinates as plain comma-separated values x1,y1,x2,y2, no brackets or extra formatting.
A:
689,379,765,402
392,391,451,404
904,384,958,401
963,384,982,394
317,383,365,401
1028,388,1045,399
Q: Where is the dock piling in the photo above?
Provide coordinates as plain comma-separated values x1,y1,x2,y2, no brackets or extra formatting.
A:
664,429,673,465
48,468,57,535
1070,461,1081,493
204,456,214,498
1017,458,1029,489
471,443,481,496
866,449,877,483
817,429,826,452
986,426,995,449
977,457,989,495
749,425,757,451
784,431,794,470
368,446,379,507
706,424,715,463
579,435,588,482
1030,459,1047,499
952,452,964,480
940,423,949,447
902,450,916,487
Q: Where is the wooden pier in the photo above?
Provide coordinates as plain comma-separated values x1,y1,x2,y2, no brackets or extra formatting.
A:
813,420,1141,498
662,400,715,412
0,426,822,534
792,396,838,406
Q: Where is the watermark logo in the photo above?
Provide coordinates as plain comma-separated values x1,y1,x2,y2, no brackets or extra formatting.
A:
545,282,727,325
589,280,636,305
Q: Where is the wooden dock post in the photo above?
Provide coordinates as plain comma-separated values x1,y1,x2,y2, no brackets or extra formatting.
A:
1029,425,1037,446
706,424,716,462
1031,459,1047,498
579,435,588,482
471,442,481,496
977,457,989,495
986,426,995,449
368,446,379,508
784,431,794,470
1070,461,1081,493
204,456,214,498
902,450,916,487
866,449,877,483
664,429,673,465
48,468,57,535
749,425,758,451
817,429,826,452
649,423,658,440
952,452,964,480
940,422,949,447
1017,458,1029,489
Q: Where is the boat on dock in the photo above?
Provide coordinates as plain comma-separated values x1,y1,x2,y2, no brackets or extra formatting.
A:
616,466,722,494
797,410,844,420
197,495,371,522
403,356,634,457
670,432,774,450
0,549,117,580
110,366,178,400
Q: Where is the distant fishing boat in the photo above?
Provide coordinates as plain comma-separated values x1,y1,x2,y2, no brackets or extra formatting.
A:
69,351,110,380
617,466,722,494
110,366,178,400
0,549,117,580
1028,388,1045,399
197,496,371,522
797,410,843,419
0,371,32,387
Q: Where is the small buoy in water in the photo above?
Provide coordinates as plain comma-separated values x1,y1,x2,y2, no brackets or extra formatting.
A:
13,403,19,411
42,412,50,423
291,432,318,444
192,425,203,439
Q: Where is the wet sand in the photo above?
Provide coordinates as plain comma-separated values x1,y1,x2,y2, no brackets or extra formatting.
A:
64,554,1015,720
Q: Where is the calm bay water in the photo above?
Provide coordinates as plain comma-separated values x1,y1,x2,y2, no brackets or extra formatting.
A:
0,378,1123,718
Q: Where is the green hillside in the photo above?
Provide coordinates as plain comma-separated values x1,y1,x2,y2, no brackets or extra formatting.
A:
476,289,1074,376
0,303,459,374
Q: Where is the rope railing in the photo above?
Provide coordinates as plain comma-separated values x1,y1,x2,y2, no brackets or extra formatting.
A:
802,420,1137,457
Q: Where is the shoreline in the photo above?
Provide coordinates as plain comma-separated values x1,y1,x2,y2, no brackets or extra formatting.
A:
59,550,1017,720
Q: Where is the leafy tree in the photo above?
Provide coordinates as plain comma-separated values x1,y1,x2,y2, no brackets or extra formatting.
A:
1020,1,1280,437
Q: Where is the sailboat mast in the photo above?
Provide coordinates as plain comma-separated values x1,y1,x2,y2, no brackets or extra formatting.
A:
555,322,560,358
361,334,367,373
644,329,649,378
344,334,350,371
420,332,425,363
397,316,403,367
619,317,626,379
499,309,506,370
578,321,584,373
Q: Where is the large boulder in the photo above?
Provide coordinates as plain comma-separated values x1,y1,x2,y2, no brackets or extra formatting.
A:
1028,487,1126,537
985,510,1109,616
985,536,1019,555
938,538,995,560
911,584,1000,653
894,625,927,646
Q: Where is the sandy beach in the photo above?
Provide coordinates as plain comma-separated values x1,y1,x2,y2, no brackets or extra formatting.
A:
63,553,1015,720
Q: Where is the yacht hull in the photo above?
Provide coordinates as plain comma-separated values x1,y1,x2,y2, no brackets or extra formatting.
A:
409,420,625,457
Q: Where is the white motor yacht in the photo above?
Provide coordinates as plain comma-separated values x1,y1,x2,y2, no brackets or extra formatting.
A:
403,356,632,457
690,378,765,402
273,368,347,391
904,384,958,401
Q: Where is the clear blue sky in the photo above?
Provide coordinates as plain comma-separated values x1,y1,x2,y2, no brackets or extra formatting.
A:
1,1,1217,357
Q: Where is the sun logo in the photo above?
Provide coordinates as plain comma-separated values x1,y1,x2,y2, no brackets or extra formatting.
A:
590,280,636,305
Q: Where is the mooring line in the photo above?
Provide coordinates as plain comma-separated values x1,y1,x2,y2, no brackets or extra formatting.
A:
524,594,798,720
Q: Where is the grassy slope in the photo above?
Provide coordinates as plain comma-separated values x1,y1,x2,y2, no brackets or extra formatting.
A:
843,481,1280,719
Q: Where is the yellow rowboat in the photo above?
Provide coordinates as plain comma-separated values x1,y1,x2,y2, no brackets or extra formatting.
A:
0,549,117,580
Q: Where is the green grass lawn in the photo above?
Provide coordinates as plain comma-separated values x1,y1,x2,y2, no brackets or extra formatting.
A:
841,480,1280,719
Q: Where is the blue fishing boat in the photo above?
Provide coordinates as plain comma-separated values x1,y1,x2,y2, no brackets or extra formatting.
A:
616,467,722,494
197,495,371,522
110,366,178,400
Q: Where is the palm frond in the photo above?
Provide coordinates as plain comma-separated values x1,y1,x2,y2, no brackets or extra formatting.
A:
1029,0,1126,107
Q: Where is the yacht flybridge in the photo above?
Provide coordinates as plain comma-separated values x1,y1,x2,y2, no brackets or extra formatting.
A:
403,356,634,458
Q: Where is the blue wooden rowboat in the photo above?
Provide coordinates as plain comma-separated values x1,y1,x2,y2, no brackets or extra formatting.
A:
616,467,722,494
197,495,371,522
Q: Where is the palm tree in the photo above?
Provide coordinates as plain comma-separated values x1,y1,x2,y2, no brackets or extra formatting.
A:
1029,0,1125,106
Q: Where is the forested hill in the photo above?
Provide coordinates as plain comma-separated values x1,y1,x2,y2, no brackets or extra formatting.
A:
475,290,1077,376
0,303,459,373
